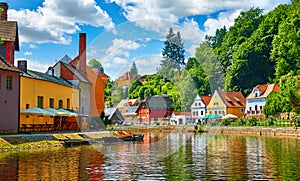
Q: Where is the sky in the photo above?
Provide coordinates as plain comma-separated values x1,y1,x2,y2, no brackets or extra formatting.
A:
7,0,291,80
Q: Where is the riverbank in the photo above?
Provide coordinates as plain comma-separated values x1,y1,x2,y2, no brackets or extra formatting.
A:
0,131,111,152
1,126,300,152
116,125,300,138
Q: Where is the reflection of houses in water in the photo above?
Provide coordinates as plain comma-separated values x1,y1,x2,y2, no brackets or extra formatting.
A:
11,147,105,180
246,137,264,179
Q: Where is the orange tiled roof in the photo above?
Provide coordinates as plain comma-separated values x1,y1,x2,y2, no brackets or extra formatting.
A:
219,91,246,108
200,95,212,106
246,84,280,99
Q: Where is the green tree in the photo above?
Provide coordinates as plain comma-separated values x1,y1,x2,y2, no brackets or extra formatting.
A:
88,59,104,72
195,42,224,92
111,85,126,106
159,28,185,79
130,61,138,74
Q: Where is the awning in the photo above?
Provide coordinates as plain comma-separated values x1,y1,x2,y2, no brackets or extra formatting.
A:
203,114,222,119
57,108,78,117
45,108,69,116
20,107,52,116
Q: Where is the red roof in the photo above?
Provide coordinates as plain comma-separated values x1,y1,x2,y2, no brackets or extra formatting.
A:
219,91,246,108
200,95,212,106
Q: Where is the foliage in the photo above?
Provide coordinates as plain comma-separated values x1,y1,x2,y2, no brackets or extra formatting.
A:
159,28,185,79
130,61,138,74
238,117,246,126
291,115,300,127
247,116,258,126
220,118,232,126
88,59,104,72
195,42,224,92
111,85,126,106
266,115,276,126
104,80,113,107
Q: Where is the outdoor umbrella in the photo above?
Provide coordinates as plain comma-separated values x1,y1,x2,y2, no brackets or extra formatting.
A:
222,114,238,119
20,107,52,116
57,108,78,117
45,108,69,116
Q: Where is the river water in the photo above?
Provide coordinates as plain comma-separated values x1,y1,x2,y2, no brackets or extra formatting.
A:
0,131,300,180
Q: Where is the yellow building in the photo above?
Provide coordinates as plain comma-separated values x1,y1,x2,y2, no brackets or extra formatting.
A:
207,90,246,118
19,60,80,129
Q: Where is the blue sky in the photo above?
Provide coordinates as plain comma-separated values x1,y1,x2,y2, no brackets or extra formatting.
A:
7,0,290,80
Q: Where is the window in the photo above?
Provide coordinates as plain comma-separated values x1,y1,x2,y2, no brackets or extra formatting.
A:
196,111,198,116
193,111,195,116
26,104,30,109
215,111,217,114
6,76,12,90
255,105,258,111
260,106,263,110
195,103,197,106
37,96,44,108
201,111,204,115
214,102,218,106
67,98,70,109
58,100,63,109
249,107,252,111
49,98,54,108
241,108,244,113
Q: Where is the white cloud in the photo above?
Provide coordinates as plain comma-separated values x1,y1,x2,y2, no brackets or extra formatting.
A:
24,51,32,56
8,0,114,44
29,44,37,49
204,10,241,36
133,54,162,75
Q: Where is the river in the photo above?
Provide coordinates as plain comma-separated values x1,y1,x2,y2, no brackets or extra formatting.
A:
0,131,300,180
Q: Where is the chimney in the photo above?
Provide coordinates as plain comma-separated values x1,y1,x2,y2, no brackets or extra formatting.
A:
0,2,8,21
18,60,27,73
79,33,87,77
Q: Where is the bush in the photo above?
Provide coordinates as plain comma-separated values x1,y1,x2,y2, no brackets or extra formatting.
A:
266,115,276,126
220,118,232,126
238,117,245,126
292,115,300,127
247,116,258,126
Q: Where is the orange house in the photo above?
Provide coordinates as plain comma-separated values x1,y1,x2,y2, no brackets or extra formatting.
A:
86,67,108,117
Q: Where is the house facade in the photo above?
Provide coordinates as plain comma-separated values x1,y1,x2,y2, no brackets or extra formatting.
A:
19,60,80,129
0,3,21,132
246,84,280,115
207,90,246,118
0,57,20,132
115,71,140,88
116,98,138,118
190,94,211,120
170,112,192,125
136,95,173,125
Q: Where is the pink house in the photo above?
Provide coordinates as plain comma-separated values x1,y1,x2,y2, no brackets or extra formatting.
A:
0,2,20,132
0,57,20,132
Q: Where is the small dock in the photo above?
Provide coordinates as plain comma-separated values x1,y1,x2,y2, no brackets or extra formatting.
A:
64,139,91,147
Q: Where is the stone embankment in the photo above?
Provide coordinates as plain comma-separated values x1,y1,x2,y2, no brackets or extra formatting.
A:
200,126,300,137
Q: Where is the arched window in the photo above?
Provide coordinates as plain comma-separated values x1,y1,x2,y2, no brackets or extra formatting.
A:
59,100,63,109
67,98,70,109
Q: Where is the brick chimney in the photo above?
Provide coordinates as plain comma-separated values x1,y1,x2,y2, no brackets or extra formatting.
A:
79,33,87,77
0,2,8,21
18,60,27,73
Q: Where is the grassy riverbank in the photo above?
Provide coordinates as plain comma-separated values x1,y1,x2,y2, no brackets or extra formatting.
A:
0,131,111,152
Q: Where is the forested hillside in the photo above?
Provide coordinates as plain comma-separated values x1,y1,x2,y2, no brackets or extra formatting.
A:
106,0,299,114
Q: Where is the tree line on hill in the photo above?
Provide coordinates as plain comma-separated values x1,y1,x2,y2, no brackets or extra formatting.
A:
103,0,299,115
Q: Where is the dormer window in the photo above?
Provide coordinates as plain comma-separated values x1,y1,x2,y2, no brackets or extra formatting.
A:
253,88,259,97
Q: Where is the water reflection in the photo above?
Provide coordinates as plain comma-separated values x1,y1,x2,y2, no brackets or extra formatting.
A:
0,132,300,180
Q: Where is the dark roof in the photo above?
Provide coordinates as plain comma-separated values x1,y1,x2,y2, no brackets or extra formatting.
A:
146,95,173,110
22,69,76,88
59,55,72,64
60,61,90,84
0,56,21,72
127,106,138,113
0,21,19,51
105,108,124,121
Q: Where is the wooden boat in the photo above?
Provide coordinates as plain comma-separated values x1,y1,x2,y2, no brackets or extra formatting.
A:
113,130,144,141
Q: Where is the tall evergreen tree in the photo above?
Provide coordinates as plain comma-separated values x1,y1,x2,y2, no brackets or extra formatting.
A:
159,28,185,79
130,61,138,74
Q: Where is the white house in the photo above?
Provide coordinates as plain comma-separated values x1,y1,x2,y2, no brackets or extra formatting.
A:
190,94,211,120
246,84,280,115
170,112,192,125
